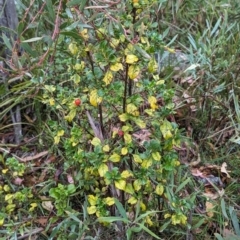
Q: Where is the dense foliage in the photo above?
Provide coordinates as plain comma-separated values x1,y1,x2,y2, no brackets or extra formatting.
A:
0,0,240,239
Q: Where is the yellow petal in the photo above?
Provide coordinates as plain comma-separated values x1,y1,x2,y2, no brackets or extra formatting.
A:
126,103,138,114
57,130,64,137
128,196,137,205
87,206,97,215
133,179,141,191
54,136,60,144
133,154,142,164
64,109,77,122
133,118,146,128
141,159,152,168
152,152,161,161
121,147,128,155
119,113,129,122
160,120,173,139
109,153,121,163
80,29,89,41
164,46,175,53
124,133,132,144
171,214,181,225
148,58,158,73
5,194,14,202
49,98,55,106
103,71,113,85
179,214,187,225
0,218,4,226
98,164,108,177
155,184,164,196
2,169,8,174
104,197,115,206
148,96,158,110
110,38,120,48
69,43,78,55
145,216,153,226
126,54,138,64
125,183,135,194
88,195,98,206
164,213,171,219
121,170,133,178
103,145,110,152
110,63,123,72
140,202,146,211
29,203,37,211
89,89,102,107
114,179,126,190
128,65,140,80
91,137,101,146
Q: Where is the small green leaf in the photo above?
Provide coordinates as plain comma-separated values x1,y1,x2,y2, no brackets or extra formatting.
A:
133,118,146,128
175,178,191,194
22,37,43,43
91,137,101,146
46,0,55,21
136,223,161,239
152,152,161,161
115,179,126,190
67,184,76,194
114,198,128,219
98,216,128,223
109,153,121,162
155,184,164,196
98,164,108,177
2,33,12,50
133,154,142,163
119,113,129,122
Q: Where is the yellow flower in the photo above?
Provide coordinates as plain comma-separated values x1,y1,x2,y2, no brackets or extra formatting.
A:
104,197,115,206
29,203,37,212
49,98,55,106
98,164,108,177
87,206,97,215
103,70,113,85
140,202,146,211
2,169,8,174
121,147,128,156
155,184,164,196
89,89,102,107
69,43,78,55
164,213,171,219
128,196,138,205
88,195,98,206
121,170,133,178
110,62,123,72
80,29,89,41
114,179,126,190
109,153,121,163
145,216,153,226
148,96,158,110
0,217,4,226
128,65,140,80
126,54,138,64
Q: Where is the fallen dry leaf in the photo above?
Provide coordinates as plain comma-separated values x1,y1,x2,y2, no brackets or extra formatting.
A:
206,201,214,218
67,174,74,184
19,151,49,162
34,217,48,227
13,177,24,185
221,162,231,178
42,200,54,212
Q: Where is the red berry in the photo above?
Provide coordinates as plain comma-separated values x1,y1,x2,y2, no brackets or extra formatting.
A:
118,130,124,137
74,98,81,106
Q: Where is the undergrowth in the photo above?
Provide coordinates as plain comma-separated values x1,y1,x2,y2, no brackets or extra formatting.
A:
0,0,240,239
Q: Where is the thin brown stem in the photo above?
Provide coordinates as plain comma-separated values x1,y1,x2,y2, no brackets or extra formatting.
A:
123,64,129,113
